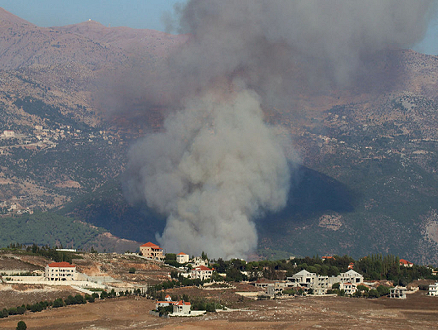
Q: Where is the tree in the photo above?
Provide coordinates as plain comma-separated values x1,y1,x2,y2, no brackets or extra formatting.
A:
165,253,176,261
16,321,27,330
129,267,136,274
201,251,208,261
1,308,8,318
357,284,369,293
368,289,380,298
53,298,64,308
377,285,390,296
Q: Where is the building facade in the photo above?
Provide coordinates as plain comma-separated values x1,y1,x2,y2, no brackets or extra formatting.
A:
428,283,438,296
173,301,191,315
45,261,77,281
140,242,164,261
176,252,189,264
286,269,364,295
191,265,213,281
390,286,407,299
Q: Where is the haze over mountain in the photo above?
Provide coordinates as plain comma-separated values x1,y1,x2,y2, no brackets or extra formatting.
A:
1,5,438,264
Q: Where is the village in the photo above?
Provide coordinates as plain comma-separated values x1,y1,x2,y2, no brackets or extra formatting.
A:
1,241,438,321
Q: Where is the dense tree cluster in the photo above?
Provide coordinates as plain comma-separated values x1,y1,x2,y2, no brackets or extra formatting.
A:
209,254,434,284
0,294,96,319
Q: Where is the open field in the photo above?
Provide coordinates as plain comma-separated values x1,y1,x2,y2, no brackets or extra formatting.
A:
0,291,437,329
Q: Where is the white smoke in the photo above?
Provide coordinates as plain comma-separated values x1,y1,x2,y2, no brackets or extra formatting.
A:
126,85,291,259
122,0,437,259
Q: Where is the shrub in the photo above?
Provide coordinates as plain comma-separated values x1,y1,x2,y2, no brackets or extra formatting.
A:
53,298,64,308
368,289,380,298
16,306,25,315
74,294,86,304
1,308,8,318
16,321,27,330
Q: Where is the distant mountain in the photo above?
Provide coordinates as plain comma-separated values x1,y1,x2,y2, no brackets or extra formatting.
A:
2,8,438,263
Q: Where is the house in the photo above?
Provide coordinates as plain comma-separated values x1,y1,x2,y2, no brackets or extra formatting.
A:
156,295,175,308
176,252,189,264
191,265,213,281
322,256,335,261
390,286,407,299
45,261,77,281
189,256,208,267
139,242,164,261
428,283,438,296
287,269,316,289
399,259,413,268
338,270,363,284
266,281,287,297
340,282,357,295
173,300,191,315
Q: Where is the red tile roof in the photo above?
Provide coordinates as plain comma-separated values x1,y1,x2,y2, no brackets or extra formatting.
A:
175,300,191,306
177,252,188,255
399,259,413,265
194,265,212,271
48,261,75,268
140,242,162,249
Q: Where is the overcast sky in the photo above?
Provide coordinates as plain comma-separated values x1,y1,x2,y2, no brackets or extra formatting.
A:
0,0,438,55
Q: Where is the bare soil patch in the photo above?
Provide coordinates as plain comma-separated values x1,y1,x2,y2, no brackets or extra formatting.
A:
1,293,438,329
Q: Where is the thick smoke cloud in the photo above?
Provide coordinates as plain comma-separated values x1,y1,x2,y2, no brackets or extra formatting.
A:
124,0,436,259
126,85,292,258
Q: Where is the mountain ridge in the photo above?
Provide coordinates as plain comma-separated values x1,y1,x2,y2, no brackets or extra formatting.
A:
2,9,438,263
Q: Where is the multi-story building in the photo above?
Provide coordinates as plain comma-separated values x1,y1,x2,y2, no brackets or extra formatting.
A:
390,286,407,299
340,282,357,295
286,269,364,295
337,270,364,284
139,242,164,261
45,261,77,281
428,282,438,296
191,265,213,281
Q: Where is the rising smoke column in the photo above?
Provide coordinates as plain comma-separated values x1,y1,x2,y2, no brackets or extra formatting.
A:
124,0,437,259
126,85,292,259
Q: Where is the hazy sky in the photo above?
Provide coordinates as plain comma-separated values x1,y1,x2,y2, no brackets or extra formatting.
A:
0,0,438,55
0,0,182,31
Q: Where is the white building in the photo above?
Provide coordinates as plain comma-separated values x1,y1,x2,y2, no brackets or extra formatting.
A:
190,256,208,267
45,261,77,281
286,269,364,295
191,265,213,281
156,295,174,308
338,270,363,284
173,301,191,315
340,282,357,295
390,286,407,299
177,252,189,264
428,283,438,296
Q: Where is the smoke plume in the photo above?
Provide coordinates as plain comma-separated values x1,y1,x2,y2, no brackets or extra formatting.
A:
124,0,436,259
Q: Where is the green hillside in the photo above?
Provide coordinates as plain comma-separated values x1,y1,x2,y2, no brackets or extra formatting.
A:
0,212,104,249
